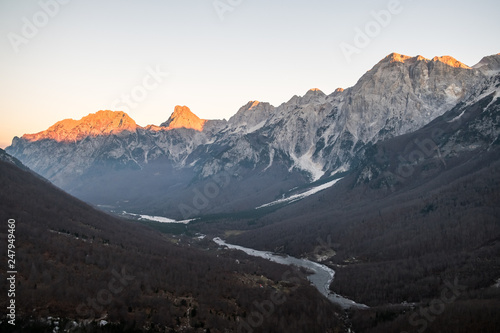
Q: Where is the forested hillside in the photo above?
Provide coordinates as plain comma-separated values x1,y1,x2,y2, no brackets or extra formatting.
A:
0,149,344,332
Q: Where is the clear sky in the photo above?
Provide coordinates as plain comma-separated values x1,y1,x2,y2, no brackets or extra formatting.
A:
1,0,499,148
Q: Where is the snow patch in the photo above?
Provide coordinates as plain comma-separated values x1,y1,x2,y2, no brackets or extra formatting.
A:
447,110,466,123
247,120,266,133
465,76,500,108
256,178,342,209
289,151,325,181
486,90,499,110
263,148,275,171
123,211,192,224
444,83,462,100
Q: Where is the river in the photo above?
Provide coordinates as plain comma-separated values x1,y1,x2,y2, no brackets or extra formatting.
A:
213,237,368,309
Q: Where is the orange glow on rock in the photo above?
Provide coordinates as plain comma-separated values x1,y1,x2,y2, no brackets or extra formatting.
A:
384,53,471,69
432,56,471,69
22,105,210,143
22,110,138,143
160,105,206,132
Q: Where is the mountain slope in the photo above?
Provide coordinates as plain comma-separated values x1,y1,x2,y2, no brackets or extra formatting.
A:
473,53,500,74
228,72,500,260
218,74,500,332
199,53,487,180
0,150,344,332
6,53,500,218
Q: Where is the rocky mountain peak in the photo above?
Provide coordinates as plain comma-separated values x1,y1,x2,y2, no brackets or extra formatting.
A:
473,53,500,74
84,110,137,128
228,101,274,130
286,88,327,106
329,88,345,99
384,52,412,63
21,110,138,143
340,52,486,149
6,52,495,208
380,53,471,69
305,88,325,96
432,55,471,69
249,101,261,109
237,100,271,112
160,105,206,131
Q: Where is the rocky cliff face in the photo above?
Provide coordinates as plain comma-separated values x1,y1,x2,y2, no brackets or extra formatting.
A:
7,106,223,188
22,110,139,143
193,53,490,180
6,53,500,215
355,71,500,190
160,105,207,131
473,53,500,74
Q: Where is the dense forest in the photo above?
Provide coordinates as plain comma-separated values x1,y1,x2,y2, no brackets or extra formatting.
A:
209,102,500,331
0,153,344,332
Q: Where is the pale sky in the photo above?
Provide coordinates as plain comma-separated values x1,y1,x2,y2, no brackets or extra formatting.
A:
1,0,499,148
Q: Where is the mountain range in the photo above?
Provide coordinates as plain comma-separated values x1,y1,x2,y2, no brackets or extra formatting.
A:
3,52,500,332
218,65,500,332
7,53,500,219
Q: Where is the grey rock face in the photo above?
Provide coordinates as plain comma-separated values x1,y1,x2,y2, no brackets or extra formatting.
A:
6,53,499,207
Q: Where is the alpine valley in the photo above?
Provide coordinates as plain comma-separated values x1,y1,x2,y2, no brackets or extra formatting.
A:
7,53,498,219
3,52,500,332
